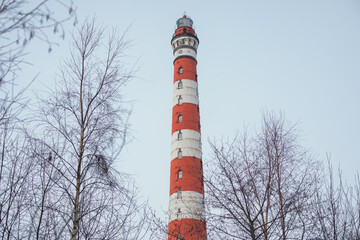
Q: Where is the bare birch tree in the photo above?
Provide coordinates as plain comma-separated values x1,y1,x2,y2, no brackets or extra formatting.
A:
28,19,147,239
312,158,360,240
205,112,320,240
0,4,75,235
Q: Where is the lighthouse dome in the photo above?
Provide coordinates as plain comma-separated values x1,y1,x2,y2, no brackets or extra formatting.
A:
176,15,193,28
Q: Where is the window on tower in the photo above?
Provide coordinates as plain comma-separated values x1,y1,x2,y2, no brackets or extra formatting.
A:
177,169,183,179
177,208,181,219
178,80,183,89
177,130,182,140
178,66,183,74
177,148,182,159
178,113,182,123
177,191,182,199
178,95,182,105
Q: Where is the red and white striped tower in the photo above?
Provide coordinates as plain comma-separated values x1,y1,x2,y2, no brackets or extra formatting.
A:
168,15,207,240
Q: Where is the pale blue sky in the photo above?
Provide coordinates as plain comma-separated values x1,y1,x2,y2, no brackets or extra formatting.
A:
23,0,360,214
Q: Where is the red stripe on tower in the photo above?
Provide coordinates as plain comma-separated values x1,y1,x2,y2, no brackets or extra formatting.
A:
168,15,207,240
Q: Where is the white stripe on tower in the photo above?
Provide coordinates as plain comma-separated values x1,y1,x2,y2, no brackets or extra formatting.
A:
172,79,199,106
168,191,205,221
171,129,202,160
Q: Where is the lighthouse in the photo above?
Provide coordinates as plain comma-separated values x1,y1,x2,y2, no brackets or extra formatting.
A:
168,15,207,240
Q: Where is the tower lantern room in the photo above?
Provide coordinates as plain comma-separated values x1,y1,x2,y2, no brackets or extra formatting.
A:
176,15,193,28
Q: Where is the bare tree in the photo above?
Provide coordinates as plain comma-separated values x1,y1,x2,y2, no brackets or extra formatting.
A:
205,112,320,240
312,157,360,240
0,5,76,235
0,122,34,239
27,19,147,239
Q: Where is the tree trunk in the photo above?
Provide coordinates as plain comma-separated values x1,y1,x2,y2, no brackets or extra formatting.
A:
276,153,286,240
71,49,86,240
71,134,84,240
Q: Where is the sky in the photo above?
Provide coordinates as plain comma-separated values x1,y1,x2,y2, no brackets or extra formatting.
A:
22,0,360,216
